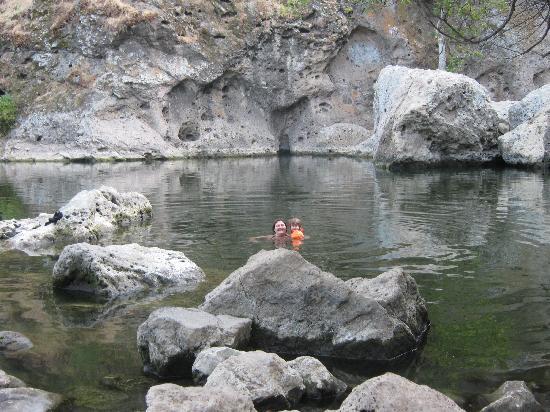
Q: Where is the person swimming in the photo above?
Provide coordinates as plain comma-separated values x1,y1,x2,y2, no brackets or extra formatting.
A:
288,217,304,240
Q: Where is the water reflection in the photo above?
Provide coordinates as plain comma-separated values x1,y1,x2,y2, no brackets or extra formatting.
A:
1,158,550,410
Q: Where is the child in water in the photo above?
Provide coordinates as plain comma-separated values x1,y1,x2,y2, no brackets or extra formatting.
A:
288,217,305,240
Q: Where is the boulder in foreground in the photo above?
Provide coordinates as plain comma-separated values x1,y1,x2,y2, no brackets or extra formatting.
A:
0,186,152,255
336,372,464,412
52,243,205,299
0,370,26,389
200,249,428,360
205,350,304,410
146,383,256,412
137,307,251,378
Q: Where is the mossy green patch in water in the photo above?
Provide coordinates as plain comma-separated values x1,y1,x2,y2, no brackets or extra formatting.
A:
67,385,129,410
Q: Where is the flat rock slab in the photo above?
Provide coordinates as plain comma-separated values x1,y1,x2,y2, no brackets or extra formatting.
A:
287,356,347,400
0,370,26,389
205,350,304,410
336,372,464,412
146,383,256,412
0,387,63,412
480,381,543,412
137,307,251,378
52,243,205,299
0,331,33,352
200,249,428,360
0,186,152,255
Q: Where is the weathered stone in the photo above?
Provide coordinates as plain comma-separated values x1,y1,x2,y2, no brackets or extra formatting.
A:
370,66,501,166
0,387,63,412
346,267,428,337
336,372,464,412
137,307,251,378
287,356,347,400
0,331,33,352
0,186,152,255
200,249,428,360
498,106,550,166
0,370,26,389
205,350,305,410
192,346,245,383
52,243,205,299
145,383,256,412
480,381,543,412
509,84,550,129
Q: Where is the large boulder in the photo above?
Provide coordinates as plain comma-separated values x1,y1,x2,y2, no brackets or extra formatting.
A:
287,356,347,400
346,268,428,337
336,372,464,412
0,387,63,412
498,105,549,166
0,331,33,352
0,186,152,255
52,243,205,299
200,249,428,360
480,381,543,412
509,84,550,129
205,350,304,410
370,66,501,167
0,370,26,389
192,347,245,384
137,307,251,378
145,383,256,412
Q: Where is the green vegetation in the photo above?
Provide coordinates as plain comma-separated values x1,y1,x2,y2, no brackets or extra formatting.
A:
279,0,311,18
0,94,17,136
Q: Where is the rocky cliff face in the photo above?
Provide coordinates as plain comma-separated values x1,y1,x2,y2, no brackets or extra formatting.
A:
0,0,547,161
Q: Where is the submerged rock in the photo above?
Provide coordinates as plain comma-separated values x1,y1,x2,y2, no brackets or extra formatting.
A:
205,350,304,410
137,307,251,378
0,370,26,389
480,381,543,412
146,383,256,412
192,346,245,384
0,331,33,352
0,387,63,412
498,105,549,167
287,356,347,400
52,243,205,299
200,249,428,360
336,372,464,412
370,66,501,167
0,186,152,255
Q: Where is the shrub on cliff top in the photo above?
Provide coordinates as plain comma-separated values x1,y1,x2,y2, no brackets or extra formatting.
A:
0,94,17,136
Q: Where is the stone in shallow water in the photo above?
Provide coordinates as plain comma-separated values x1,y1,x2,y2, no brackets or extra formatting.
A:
480,381,543,412
287,356,347,400
336,372,464,412
0,387,63,412
137,307,251,378
0,370,26,389
205,350,305,410
192,346,244,383
52,243,205,299
0,186,152,255
0,331,33,352
200,249,428,360
146,383,256,412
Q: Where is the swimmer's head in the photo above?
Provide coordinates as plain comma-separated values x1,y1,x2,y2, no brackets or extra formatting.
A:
272,218,287,236
288,217,303,233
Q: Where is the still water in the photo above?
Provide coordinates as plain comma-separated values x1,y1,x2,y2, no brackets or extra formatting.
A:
1,156,550,410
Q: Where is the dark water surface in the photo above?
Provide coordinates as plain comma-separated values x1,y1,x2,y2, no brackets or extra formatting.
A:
1,157,550,410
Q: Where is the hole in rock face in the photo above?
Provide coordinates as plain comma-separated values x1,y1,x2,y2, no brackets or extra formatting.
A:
162,106,169,117
0,89,4,96
178,122,200,141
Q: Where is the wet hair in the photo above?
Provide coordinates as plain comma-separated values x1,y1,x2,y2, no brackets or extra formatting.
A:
272,218,287,234
288,217,303,231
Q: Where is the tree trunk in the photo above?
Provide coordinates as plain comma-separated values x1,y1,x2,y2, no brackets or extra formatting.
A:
436,9,446,70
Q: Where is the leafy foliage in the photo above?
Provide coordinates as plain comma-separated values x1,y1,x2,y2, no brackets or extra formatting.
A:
0,94,17,136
